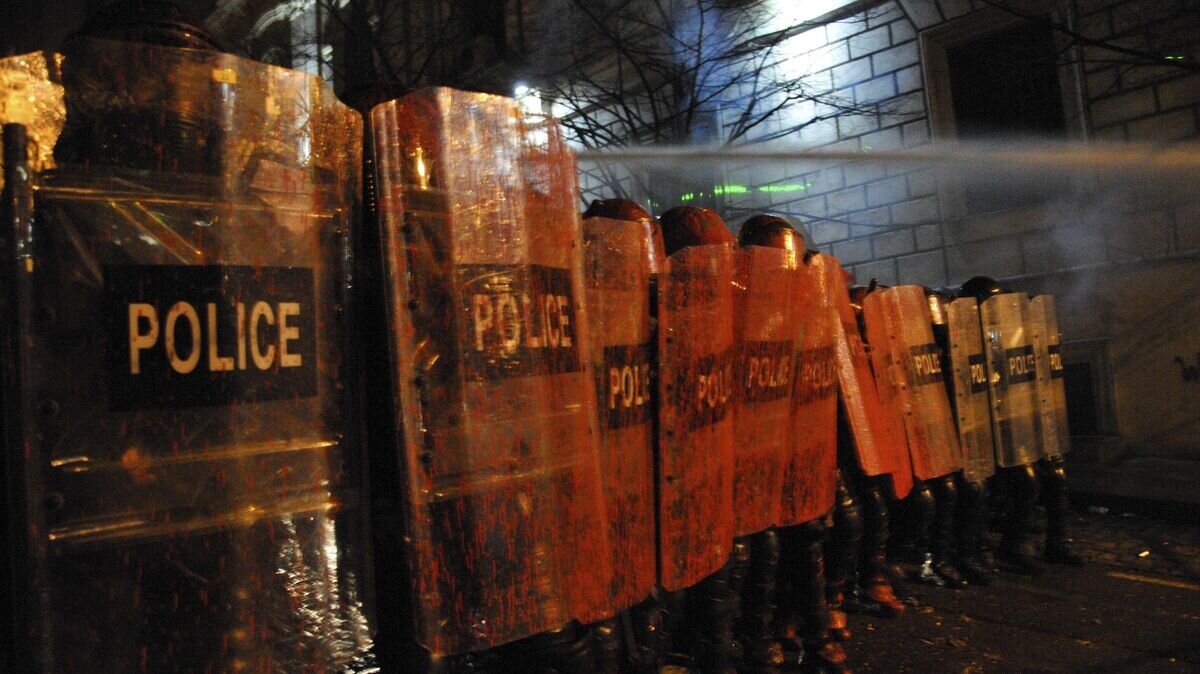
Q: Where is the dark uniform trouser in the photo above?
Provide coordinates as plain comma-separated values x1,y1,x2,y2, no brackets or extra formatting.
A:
929,473,959,568
731,530,782,672
688,557,738,674
826,471,862,603
776,521,832,655
999,462,1039,556
626,564,738,674
833,432,893,591
954,474,991,569
1039,455,1071,549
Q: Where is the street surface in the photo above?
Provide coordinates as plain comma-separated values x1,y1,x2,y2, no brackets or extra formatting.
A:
843,509,1200,673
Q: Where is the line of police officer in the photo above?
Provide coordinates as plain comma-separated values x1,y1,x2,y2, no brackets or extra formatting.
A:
0,5,1080,672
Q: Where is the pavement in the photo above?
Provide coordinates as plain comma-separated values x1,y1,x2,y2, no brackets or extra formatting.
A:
842,509,1200,673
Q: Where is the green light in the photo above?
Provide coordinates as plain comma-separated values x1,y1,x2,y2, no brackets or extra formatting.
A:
680,192,695,201
758,184,806,193
1166,55,1185,61
713,184,748,195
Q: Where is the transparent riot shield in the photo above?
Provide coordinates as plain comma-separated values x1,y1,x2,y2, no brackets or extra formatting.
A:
861,286,962,481
862,340,915,500
372,89,613,655
780,258,838,526
0,42,373,672
979,293,1044,467
581,215,663,615
946,298,998,483
732,246,802,537
817,255,910,480
657,243,735,591
1030,295,1071,458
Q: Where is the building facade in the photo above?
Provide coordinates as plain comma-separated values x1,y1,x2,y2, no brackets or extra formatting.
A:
701,0,1200,461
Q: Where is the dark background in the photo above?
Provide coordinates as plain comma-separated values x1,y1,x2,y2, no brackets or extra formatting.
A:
0,0,217,55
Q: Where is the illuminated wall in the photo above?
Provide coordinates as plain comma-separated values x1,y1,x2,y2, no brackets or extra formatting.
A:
716,0,1200,460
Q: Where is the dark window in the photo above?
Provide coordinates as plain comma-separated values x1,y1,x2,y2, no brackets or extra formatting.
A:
1063,361,1100,436
947,21,1067,213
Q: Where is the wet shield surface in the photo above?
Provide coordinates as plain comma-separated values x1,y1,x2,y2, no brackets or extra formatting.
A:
861,286,962,481
733,246,803,537
657,243,736,591
1030,295,1070,458
582,215,663,614
946,298,998,483
979,293,1044,467
780,256,839,526
373,90,613,654
817,255,911,481
0,43,373,671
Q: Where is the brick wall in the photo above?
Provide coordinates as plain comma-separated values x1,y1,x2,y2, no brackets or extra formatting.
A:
717,0,1200,458
721,0,1198,289
723,1,944,287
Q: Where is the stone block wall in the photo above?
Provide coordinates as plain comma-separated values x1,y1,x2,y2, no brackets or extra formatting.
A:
717,0,1200,458
723,0,1198,292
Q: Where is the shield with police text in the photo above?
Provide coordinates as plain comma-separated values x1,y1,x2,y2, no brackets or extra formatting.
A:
946,298,998,483
861,334,915,500
581,214,663,615
861,286,962,481
978,293,1043,467
1030,295,1070,458
779,256,839,526
373,90,613,655
816,255,910,482
0,43,373,672
658,243,736,591
733,246,803,537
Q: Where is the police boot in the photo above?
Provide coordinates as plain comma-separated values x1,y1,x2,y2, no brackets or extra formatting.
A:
855,479,905,617
825,475,860,641
930,475,966,588
728,538,754,670
903,482,944,586
997,464,1043,577
954,478,994,586
1040,456,1084,567
659,589,691,671
738,531,785,674
797,642,851,674
591,618,622,674
629,595,667,674
692,558,739,674
772,523,813,659
824,587,851,644
796,521,850,674
480,623,598,674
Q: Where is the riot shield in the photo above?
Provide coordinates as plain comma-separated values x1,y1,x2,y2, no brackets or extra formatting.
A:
732,246,802,537
581,214,663,614
816,255,910,480
657,243,735,591
861,286,962,481
780,257,838,526
945,299,998,483
978,293,1044,467
863,338,915,500
372,89,612,655
1030,295,1071,458
0,42,373,672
